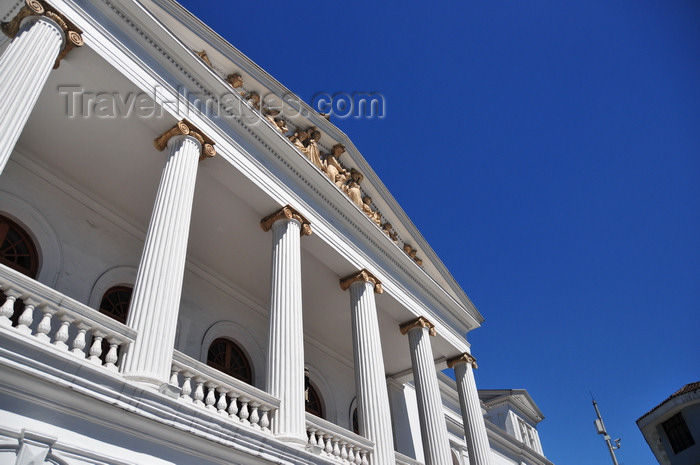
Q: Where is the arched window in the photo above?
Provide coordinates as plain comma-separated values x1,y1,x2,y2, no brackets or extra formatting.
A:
0,215,38,278
207,338,252,384
305,382,324,418
98,286,132,324
352,407,359,435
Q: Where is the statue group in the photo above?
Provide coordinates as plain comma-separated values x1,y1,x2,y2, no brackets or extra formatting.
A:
220,69,421,266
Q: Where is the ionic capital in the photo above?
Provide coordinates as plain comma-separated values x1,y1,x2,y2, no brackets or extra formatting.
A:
260,205,312,236
154,120,216,160
339,269,383,294
1,0,84,68
446,353,478,369
399,316,436,337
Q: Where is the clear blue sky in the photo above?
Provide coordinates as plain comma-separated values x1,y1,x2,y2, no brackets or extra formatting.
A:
177,1,699,464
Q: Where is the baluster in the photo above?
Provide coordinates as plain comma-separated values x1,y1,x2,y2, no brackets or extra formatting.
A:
216,387,228,415
193,378,205,406
324,434,333,455
204,383,217,411
88,331,105,364
239,397,250,424
71,323,89,357
347,445,355,464
180,372,193,402
0,289,20,326
354,447,362,465
308,427,317,447
53,314,73,351
340,441,348,461
34,305,55,342
249,402,260,428
360,449,369,465
332,438,341,458
227,392,239,419
104,337,119,371
169,367,180,387
259,406,270,431
16,298,38,334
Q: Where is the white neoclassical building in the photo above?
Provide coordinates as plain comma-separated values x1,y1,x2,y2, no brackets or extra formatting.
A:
0,1,554,465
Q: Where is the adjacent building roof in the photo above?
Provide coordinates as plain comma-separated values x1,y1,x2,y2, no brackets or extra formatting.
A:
638,381,700,421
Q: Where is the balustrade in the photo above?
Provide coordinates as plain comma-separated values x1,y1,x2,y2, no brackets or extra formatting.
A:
305,413,373,465
170,350,279,433
0,264,136,371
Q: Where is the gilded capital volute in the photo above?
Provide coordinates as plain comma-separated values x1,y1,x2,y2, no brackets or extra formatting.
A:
260,205,312,236
154,120,216,160
339,269,383,294
1,0,84,68
399,316,437,337
446,353,478,369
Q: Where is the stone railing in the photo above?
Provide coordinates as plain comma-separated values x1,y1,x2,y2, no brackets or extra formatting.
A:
0,264,136,371
305,413,373,464
170,350,279,433
395,452,424,465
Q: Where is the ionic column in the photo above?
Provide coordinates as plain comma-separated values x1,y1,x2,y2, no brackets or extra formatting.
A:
260,205,311,446
399,317,451,465
121,121,215,388
340,270,395,465
447,354,491,465
0,0,83,174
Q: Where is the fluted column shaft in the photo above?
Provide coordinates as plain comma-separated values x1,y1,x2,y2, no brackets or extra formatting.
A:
0,16,63,174
403,321,451,465
121,134,202,387
347,278,395,465
450,356,491,465
265,214,306,445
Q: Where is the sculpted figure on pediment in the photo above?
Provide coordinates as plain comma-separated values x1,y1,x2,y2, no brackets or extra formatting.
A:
324,143,348,184
363,196,382,226
264,109,289,134
246,92,261,110
305,137,324,171
382,222,398,243
346,168,364,208
289,131,309,154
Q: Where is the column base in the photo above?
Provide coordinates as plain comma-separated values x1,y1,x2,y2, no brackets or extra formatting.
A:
122,373,167,392
275,434,308,450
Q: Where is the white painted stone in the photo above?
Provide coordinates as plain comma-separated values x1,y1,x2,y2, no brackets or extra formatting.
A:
406,325,452,465
266,216,307,445
121,134,202,387
0,16,65,174
454,361,492,465
348,279,395,465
